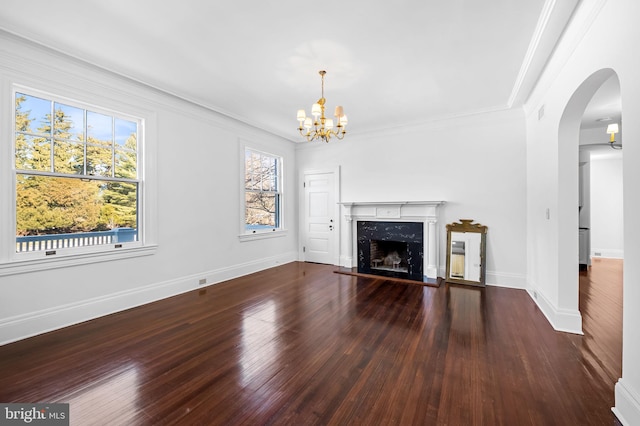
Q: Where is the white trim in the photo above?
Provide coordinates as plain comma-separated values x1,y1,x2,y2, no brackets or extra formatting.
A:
339,201,445,279
591,248,623,259
523,0,609,116
526,281,583,334
614,379,640,426
239,229,288,242
0,245,157,277
485,271,528,289
0,250,298,346
508,0,558,107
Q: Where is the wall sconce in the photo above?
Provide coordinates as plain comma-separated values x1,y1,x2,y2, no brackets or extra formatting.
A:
606,123,622,149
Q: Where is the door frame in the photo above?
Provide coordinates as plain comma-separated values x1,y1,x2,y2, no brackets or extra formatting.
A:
299,166,341,265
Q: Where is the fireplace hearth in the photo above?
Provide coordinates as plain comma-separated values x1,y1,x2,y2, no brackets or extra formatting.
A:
357,221,423,281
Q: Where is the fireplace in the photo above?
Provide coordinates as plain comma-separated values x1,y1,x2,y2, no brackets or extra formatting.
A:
357,221,424,281
339,201,445,280
370,240,408,273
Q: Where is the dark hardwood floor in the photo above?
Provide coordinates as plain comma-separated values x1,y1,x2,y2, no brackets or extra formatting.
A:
579,258,623,391
0,260,622,425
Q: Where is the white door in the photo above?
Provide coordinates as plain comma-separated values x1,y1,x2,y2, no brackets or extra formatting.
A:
303,170,338,264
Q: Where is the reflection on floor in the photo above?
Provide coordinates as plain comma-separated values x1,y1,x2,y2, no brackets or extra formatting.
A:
579,257,623,385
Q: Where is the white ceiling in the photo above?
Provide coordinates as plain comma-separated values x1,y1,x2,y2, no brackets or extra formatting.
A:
0,0,581,142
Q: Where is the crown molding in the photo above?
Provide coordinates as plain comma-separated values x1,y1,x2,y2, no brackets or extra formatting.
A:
523,0,609,117
0,29,296,144
508,0,582,108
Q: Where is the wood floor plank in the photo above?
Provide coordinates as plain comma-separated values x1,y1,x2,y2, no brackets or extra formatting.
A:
0,260,621,425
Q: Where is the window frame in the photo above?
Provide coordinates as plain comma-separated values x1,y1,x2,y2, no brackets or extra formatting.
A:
0,83,157,275
239,143,286,241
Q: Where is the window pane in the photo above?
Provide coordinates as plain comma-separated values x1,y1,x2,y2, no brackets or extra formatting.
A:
87,146,113,176
262,172,275,191
245,172,258,191
102,181,138,229
15,93,51,135
245,150,254,175
15,134,51,171
54,103,84,141
87,111,113,146
16,174,138,253
115,119,137,149
115,148,137,179
261,156,275,175
54,141,84,174
245,150,259,191
245,192,276,229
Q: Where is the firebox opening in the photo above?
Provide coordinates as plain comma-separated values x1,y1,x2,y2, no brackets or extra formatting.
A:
370,240,409,274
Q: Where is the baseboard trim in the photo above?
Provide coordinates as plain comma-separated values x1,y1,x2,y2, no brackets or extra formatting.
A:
339,255,352,268
591,248,624,259
0,251,297,346
614,379,640,426
486,270,527,289
526,282,583,334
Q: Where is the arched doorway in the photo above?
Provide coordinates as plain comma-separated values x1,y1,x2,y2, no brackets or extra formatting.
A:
558,68,623,382
557,68,619,329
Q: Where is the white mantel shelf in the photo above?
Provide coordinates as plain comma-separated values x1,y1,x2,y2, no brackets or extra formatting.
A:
339,201,444,221
338,201,446,279
340,201,445,205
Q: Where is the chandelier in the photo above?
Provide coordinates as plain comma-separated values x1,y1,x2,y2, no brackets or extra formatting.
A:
296,70,347,142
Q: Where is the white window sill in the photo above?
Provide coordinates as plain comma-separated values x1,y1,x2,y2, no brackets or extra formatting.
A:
238,229,288,242
0,245,158,277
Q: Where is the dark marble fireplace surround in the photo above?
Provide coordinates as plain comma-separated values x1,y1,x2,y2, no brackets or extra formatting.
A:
357,221,424,281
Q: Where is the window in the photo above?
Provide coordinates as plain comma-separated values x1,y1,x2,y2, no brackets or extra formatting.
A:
243,147,282,235
13,91,141,256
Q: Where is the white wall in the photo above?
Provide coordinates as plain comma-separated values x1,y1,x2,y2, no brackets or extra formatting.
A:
296,108,528,288
0,32,298,344
591,153,624,258
524,0,640,423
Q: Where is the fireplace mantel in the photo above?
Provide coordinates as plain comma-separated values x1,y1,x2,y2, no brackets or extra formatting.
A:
339,201,445,279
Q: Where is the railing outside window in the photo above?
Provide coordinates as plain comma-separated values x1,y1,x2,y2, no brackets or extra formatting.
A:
16,228,137,253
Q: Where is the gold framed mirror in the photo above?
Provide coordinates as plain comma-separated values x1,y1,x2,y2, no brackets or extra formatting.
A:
445,219,487,287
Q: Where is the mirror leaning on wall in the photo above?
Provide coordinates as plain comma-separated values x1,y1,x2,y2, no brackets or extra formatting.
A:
445,219,487,287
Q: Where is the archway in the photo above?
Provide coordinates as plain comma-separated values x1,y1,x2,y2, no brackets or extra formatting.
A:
557,67,620,330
